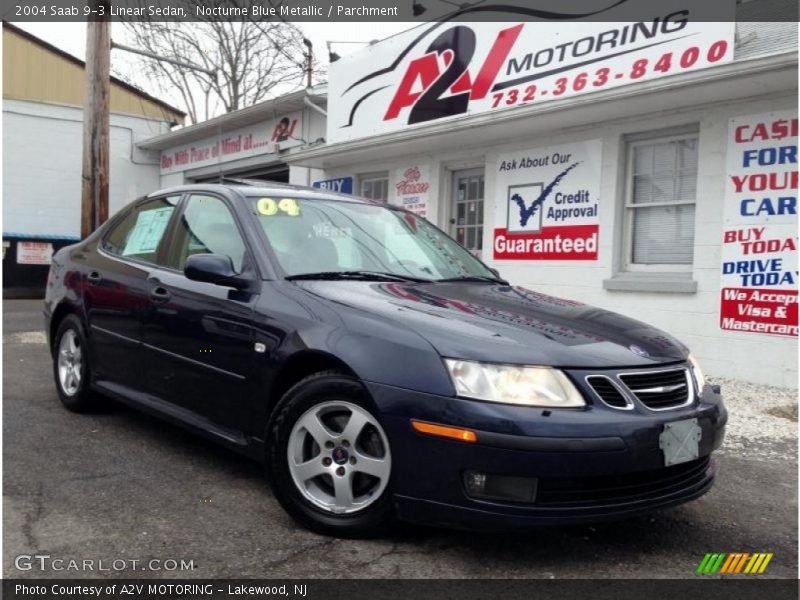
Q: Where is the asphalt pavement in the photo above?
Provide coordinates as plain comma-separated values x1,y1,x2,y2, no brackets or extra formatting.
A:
3,299,797,579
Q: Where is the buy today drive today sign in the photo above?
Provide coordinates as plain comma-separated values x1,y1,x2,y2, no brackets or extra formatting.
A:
327,2,735,143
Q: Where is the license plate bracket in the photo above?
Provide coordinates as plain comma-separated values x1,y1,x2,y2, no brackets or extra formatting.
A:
659,418,701,466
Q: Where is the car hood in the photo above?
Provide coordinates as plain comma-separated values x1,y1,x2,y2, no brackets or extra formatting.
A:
294,281,688,368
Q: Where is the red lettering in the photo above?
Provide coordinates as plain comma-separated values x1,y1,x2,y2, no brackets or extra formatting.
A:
731,171,798,193
724,227,765,243
384,53,441,120
735,118,798,143
742,238,797,255
468,24,523,100
384,24,524,120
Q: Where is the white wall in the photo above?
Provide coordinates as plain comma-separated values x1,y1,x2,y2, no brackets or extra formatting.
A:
3,99,170,237
159,172,186,188
318,92,798,387
284,106,328,187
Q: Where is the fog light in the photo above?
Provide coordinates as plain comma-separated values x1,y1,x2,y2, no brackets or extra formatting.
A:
463,470,538,503
465,471,487,496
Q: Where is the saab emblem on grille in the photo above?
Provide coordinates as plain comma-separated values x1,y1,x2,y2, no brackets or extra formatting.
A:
635,383,685,394
629,345,649,357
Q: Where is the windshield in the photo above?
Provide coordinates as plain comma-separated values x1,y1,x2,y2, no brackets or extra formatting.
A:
249,196,497,281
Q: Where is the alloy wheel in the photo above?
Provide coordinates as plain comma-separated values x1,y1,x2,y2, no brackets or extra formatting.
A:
57,329,82,396
287,401,391,515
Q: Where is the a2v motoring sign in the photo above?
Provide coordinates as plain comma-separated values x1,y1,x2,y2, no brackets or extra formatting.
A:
720,111,798,337
328,5,734,143
493,140,602,261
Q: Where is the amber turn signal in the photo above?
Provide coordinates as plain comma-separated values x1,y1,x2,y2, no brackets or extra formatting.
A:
411,420,478,443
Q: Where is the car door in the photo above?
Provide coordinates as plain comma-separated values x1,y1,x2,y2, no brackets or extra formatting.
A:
86,195,181,393
142,193,259,437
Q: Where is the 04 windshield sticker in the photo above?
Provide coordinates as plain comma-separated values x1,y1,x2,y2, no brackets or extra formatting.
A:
256,197,301,217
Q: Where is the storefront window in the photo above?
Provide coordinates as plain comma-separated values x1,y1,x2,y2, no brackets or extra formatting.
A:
359,172,389,201
624,129,698,270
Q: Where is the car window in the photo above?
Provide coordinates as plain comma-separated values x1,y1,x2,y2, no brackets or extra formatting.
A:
167,194,247,273
102,196,180,264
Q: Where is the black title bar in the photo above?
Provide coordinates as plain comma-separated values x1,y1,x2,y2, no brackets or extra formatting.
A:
2,0,796,22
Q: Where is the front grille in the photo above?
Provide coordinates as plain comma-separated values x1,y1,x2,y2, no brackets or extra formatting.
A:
619,368,692,410
586,376,630,409
536,457,710,507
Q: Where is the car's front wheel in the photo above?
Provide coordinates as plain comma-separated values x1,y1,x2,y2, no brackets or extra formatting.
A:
266,371,395,538
52,314,98,412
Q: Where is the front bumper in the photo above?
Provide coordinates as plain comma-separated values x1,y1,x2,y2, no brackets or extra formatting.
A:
366,379,726,530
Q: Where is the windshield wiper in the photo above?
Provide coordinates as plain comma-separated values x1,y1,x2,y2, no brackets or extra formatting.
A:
286,271,431,282
435,275,508,284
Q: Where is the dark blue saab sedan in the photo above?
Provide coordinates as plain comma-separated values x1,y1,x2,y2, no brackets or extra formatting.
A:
45,182,726,537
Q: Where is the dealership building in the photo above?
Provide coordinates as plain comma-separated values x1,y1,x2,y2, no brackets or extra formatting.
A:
280,17,797,387
137,87,327,188
2,23,185,297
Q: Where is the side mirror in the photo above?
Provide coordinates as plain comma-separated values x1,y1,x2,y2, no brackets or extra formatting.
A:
488,267,501,278
184,254,249,290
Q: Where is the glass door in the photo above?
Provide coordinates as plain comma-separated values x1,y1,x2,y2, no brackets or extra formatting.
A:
451,168,485,259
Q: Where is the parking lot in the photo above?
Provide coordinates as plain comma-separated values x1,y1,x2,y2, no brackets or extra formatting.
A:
3,299,797,579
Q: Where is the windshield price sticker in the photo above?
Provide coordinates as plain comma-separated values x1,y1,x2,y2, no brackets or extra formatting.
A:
257,197,301,217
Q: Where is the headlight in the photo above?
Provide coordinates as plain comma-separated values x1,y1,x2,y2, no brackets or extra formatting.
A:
688,353,706,393
444,359,585,408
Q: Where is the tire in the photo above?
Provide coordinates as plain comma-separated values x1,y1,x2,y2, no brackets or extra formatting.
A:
52,314,99,413
266,371,395,538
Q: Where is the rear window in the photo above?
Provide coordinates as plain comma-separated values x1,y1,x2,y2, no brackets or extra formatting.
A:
102,196,180,264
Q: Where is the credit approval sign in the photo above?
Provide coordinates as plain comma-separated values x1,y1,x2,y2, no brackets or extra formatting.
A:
328,5,735,143
493,140,602,261
719,111,798,337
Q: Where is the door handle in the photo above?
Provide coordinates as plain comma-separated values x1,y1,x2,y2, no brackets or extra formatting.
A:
87,271,102,285
149,286,171,302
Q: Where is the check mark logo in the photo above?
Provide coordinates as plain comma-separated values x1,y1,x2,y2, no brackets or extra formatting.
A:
511,162,581,227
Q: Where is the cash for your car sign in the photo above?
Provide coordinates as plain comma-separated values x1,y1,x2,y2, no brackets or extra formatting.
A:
720,111,798,337
493,140,602,260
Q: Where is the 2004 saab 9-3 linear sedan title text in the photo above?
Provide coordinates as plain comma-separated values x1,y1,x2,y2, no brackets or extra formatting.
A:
44,182,726,537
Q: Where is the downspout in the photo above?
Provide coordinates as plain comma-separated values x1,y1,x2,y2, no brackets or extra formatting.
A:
304,95,327,117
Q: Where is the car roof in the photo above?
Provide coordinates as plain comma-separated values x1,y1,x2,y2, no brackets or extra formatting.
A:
149,179,380,205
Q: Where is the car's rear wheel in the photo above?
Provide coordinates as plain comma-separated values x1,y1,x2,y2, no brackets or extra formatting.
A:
53,314,98,412
266,371,395,538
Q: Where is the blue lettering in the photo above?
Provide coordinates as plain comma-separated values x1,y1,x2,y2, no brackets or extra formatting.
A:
742,146,797,167
312,177,354,194
740,196,796,216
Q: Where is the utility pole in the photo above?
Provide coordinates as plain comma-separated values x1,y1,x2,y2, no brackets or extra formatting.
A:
302,38,313,88
80,1,111,239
